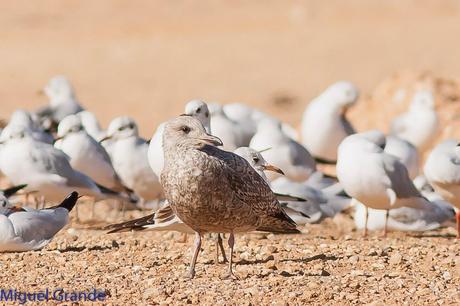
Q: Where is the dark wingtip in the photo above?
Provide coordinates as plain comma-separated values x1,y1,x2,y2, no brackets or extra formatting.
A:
313,156,337,165
2,184,28,198
58,191,79,211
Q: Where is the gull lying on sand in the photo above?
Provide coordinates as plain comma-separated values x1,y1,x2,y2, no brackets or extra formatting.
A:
0,192,79,252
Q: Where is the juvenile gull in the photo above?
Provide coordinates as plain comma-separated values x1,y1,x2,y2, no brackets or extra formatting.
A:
0,192,79,252
148,100,211,179
161,116,298,278
106,146,304,265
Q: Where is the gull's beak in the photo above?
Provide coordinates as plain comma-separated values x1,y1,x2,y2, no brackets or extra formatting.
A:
54,135,64,143
10,205,25,213
99,135,113,143
258,147,272,153
261,164,284,175
200,133,223,147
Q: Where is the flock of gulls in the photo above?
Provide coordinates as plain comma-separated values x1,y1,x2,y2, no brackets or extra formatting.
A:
0,76,458,279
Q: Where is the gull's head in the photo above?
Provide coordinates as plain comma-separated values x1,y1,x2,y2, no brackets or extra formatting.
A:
256,117,282,134
103,116,139,141
9,110,36,129
0,124,32,145
77,111,101,131
184,99,211,133
57,114,84,139
163,115,222,149
43,75,75,103
234,147,284,175
410,90,435,110
0,194,24,216
0,195,11,215
339,130,386,155
322,81,359,111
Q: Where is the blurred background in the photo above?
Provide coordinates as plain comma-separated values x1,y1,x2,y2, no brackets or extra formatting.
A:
1,0,460,136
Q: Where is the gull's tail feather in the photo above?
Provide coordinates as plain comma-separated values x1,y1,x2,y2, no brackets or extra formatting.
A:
105,213,156,233
274,192,307,202
313,156,337,165
105,204,194,234
257,208,300,234
2,184,28,198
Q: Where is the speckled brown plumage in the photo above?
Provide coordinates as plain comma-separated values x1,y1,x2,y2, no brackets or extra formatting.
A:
161,117,298,235
160,116,298,279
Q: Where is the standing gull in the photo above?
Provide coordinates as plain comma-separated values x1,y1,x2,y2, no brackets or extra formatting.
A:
55,115,130,193
423,139,460,237
301,81,359,163
102,116,163,205
161,116,298,278
336,130,431,236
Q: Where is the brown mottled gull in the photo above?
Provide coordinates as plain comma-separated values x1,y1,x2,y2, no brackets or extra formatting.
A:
161,115,299,279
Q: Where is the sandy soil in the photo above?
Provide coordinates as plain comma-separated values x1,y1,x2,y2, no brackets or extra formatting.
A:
1,1,460,305
0,203,459,305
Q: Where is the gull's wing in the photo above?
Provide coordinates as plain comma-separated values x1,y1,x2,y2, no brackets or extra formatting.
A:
382,154,422,199
8,209,69,244
30,143,95,189
340,114,356,135
200,145,299,233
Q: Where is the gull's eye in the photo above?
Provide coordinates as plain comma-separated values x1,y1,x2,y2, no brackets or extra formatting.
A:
253,157,260,163
196,107,201,113
181,126,191,134
129,123,135,129
1,200,6,207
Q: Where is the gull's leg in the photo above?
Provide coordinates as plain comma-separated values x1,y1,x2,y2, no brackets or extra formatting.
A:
75,200,81,223
180,233,188,243
216,234,228,264
91,200,96,220
39,195,45,209
33,196,39,209
382,209,389,238
456,211,460,239
222,232,239,280
188,232,202,279
363,206,369,237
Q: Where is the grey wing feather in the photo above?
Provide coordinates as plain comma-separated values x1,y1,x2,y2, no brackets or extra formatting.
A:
382,155,422,199
8,210,68,243
31,143,94,189
340,114,356,135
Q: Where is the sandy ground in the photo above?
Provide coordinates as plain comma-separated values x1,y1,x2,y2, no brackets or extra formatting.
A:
1,1,460,305
0,202,459,305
